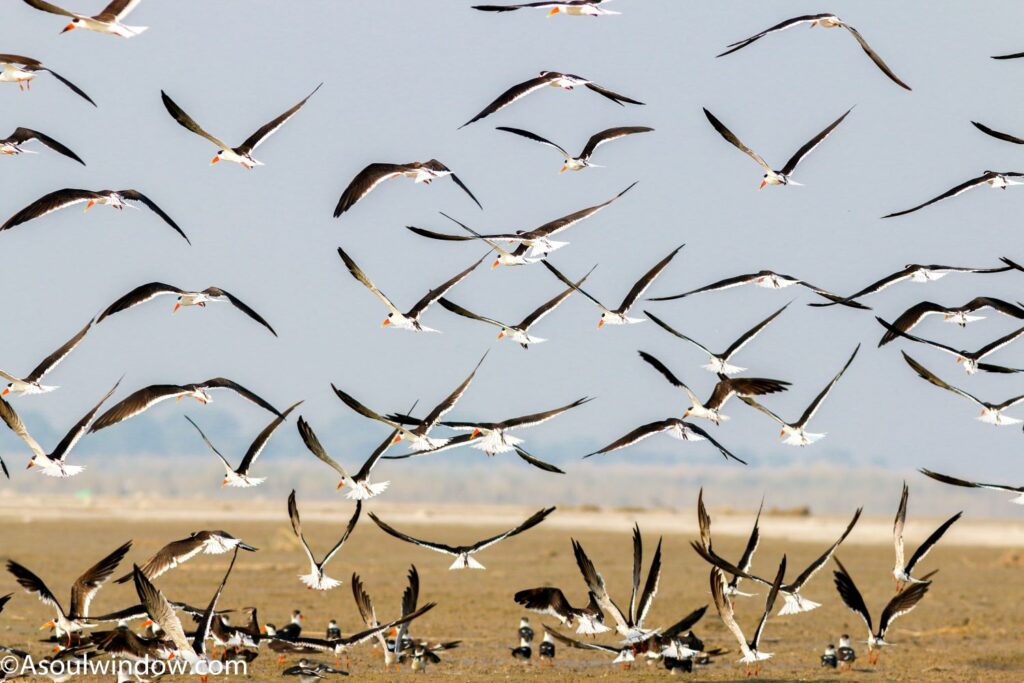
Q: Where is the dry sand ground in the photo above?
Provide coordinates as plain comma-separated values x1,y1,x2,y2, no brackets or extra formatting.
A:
0,498,1021,681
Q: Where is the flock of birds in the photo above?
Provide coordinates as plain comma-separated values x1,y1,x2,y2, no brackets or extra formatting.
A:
1,0,1022,679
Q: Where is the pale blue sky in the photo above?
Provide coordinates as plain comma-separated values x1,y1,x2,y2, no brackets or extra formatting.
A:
3,1,1024,515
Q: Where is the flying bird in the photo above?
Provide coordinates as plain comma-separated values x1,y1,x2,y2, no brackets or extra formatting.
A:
514,588,609,635
648,269,855,304
883,171,1024,218
584,418,743,463
21,0,148,37
542,243,683,327
368,507,555,569
0,319,91,397
638,350,790,424
131,547,239,675
161,84,322,169
1,188,189,243
89,378,282,432
645,303,789,375
878,297,1024,346
333,160,481,218
901,352,1024,425
97,282,277,336
436,268,590,347
387,396,591,457
7,540,131,643
337,246,483,332
740,344,859,446
695,508,862,615
572,528,661,643
0,54,95,104
0,127,84,164
892,483,961,589
833,557,930,665
460,71,642,128
473,1,619,16
113,531,256,585
697,489,761,601
186,401,301,487
496,125,652,172
717,14,911,90
331,353,486,452
543,627,634,667
810,261,1016,308
297,415,402,500
288,491,361,590
877,317,1024,374
972,120,1024,146
703,106,853,188
0,378,119,477
710,559,786,678
919,468,1024,505
351,566,428,671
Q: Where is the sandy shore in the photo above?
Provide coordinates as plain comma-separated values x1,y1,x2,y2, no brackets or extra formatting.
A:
4,492,1022,548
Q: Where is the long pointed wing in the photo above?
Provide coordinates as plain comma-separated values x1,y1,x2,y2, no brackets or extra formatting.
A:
738,396,788,427
1,188,99,231
7,560,65,617
25,319,91,383
287,490,319,568
100,0,142,20
96,283,184,323
333,163,407,217
842,24,912,91
628,525,642,625
368,513,460,556
21,0,79,18
584,81,644,106
513,447,565,474
904,512,961,574
437,297,507,330
878,301,946,346
894,483,909,572
114,536,208,584
790,508,862,589
495,126,569,157
296,417,348,478
407,255,486,319
542,260,606,311
572,539,630,634
201,287,277,337
617,244,684,313
736,500,764,574
330,384,400,430
70,540,132,618
544,626,624,656
518,268,593,330
724,302,790,358
697,488,713,552
199,378,281,416
191,547,239,657
132,565,192,654
237,400,301,474
417,353,487,432
499,396,593,430
160,91,230,149
524,182,637,240
751,556,786,650
350,573,378,628
40,67,96,106
51,377,121,461
636,351,700,403
184,416,232,472
90,384,191,432
975,325,1024,359
716,14,834,57
919,467,1024,495
635,537,662,627
780,107,853,176
354,406,410,482
468,506,555,553
646,271,760,301
709,568,748,652
645,310,714,356
460,75,553,128
0,396,46,460
901,352,987,408
9,127,85,165
580,126,654,160
876,317,963,357
118,190,190,244
883,173,998,218
877,581,930,637
321,501,363,566
796,344,859,426
336,246,401,316
583,419,676,457
703,108,771,172
972,121,1024,145
239,83,322,153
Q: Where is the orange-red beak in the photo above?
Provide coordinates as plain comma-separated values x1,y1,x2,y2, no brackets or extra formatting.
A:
336,480,345,489
758,179,767,190
221,478,229,487
491,259,501,269
172,302,181,313
1,388,9,396
559,166,568,173
381,318,391,327
61,23,75,34
470,428,481,438
497,331,505,339
210,156,220,165
40,620,55,630
597,319,605,328
391,434,403,445
26,460,34,469
84,199,95,211
547,7,560,16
